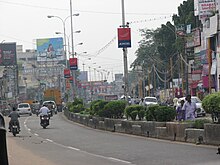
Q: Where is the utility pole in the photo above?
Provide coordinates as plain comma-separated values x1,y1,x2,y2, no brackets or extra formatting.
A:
70,0,77,99
170,57,174,98
121,0,129,99
148,67,151,96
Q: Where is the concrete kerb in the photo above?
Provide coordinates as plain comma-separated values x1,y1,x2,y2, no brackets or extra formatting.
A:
204,123,220,145
64,110,220,146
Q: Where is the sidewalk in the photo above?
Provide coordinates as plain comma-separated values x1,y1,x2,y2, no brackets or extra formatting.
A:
7,136,56,165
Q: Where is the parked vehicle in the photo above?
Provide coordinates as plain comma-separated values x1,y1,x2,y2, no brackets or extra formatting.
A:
144,97,158,106
178,96,206,117
40,115,50,129
10,121,19,136
17,103,32,116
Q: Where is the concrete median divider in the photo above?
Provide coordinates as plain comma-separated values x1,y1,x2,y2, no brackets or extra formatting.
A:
64,110,220,146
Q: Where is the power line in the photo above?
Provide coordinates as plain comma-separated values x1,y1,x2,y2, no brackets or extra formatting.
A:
0,0,173,16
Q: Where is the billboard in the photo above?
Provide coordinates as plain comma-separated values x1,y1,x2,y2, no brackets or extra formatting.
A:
0,43,17,66
36,37,64,62
118,28,131,48
198,0,216,21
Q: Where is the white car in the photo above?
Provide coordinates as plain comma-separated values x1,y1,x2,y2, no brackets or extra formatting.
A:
178,96,206,117
17,103,32,116
42,101,57,115
144,97,158,106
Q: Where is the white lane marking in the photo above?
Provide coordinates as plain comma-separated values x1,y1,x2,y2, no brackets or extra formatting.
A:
67,146,80,151
108,157,132,164
24,116,134,165
46,139,53,143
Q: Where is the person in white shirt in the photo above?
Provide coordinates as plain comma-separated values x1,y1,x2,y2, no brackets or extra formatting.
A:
39,105,50,116
182,95,197,120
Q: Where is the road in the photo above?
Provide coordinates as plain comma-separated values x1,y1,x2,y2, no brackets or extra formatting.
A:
5,113,220,165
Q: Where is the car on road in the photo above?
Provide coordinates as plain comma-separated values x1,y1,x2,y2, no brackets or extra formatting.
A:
17,103,32,116
178,96,206,117
144,97,158,106
42,100,57,115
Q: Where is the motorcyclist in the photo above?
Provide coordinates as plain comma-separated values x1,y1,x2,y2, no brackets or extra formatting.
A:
8,107,20,132
39,105,50,124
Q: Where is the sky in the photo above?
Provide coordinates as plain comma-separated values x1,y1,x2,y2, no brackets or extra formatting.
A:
0,0,184,81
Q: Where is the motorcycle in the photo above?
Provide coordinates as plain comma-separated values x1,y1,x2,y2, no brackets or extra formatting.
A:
40,115,50,129
10,121,19,137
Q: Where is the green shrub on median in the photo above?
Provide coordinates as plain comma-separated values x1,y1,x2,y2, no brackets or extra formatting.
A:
125,105,145,120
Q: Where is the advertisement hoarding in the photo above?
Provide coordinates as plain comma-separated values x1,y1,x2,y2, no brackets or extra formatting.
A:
0,43,17,66
198,0,216,21
118,28,131,48
64,69,71,78
69,58,78,70
36,37,64,62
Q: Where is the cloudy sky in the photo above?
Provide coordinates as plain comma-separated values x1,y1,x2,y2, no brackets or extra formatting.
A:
0,0,184,80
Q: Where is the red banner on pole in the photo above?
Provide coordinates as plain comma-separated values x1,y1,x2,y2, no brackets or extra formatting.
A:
69,58,78,70
118,28,131,48
64,69,71,78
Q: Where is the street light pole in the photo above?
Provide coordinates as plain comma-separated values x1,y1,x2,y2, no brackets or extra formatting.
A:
121,0,129,99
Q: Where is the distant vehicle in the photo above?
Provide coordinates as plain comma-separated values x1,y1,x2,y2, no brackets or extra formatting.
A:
178,96,206,117
144,97,158,106
42,100,57,115
17,103,32,116
44,89,62,112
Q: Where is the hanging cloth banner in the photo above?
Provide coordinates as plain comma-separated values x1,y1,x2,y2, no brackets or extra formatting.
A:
69,58,78,70
118,28,131,48
64,68,71,78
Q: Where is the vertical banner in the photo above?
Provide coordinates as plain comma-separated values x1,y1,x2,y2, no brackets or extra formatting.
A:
69,57,78,70
0,43,17,66
64,69,71,78
118,28,131,48
69,76,74,83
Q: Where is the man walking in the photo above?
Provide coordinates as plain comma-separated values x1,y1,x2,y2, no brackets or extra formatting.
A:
182,95,197,120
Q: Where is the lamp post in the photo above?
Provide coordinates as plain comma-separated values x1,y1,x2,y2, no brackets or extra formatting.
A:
47,13,79,67
55,30,81,58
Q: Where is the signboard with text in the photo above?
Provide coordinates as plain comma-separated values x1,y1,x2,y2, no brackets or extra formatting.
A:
198,0,216,20
0,43,17,66
64,69,71,78
69,58,78,70
118,28,131,48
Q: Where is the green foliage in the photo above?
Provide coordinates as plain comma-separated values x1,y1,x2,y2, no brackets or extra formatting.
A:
202,92,220,114
194,119,212,129
154,106,176,122
138,109,145,121
91,100,109,116
130,110,138,121
68,97,85,113
99,100,126,118
125,105,145,120
145,105,176,122
145,105,159,121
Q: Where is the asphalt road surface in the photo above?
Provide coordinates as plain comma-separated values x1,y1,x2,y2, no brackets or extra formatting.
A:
5,113,220,165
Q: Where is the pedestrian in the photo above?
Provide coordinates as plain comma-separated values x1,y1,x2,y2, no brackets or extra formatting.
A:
135,97,140,104
182,95,197,120
139,98,145,106
130,97,135,105
176,99,185,121
173,97,178,110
